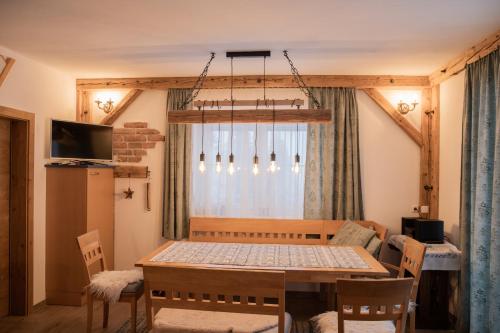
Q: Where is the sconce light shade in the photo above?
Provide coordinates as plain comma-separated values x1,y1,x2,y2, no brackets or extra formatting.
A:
95,99,114,114
397,101,418,115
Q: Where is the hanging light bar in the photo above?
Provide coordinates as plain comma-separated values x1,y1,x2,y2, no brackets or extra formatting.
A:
167,50,331,124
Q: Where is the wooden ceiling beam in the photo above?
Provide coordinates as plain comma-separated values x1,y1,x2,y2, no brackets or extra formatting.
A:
168,108,331,124
100,89,144,125
77,75,430,90
362,88,423,147
429,29,500,85
0,57,16,88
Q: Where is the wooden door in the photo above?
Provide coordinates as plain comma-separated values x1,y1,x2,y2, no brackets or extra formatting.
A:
86,168,114,269
0,118,10,317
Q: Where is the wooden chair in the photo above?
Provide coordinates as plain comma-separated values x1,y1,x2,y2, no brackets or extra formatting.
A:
380,237,426,333
314,278,414,333
143,265,292,333
77,230,144,333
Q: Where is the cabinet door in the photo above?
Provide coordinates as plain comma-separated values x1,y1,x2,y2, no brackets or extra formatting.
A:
86,168,114,269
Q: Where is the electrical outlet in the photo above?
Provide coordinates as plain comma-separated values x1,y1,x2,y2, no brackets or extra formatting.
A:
411,205,419,213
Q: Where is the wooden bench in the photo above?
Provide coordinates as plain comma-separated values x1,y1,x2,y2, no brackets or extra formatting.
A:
189,217,388,245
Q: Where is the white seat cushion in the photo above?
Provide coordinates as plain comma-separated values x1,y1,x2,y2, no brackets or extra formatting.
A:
312,311,395,333
153,308,292,333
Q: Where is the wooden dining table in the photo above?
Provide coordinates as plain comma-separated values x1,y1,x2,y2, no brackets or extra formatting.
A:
135,240,389,283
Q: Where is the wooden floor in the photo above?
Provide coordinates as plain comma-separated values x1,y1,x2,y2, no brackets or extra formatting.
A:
0,293,455,333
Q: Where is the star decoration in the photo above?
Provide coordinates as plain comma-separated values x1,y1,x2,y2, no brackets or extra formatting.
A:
124,187,134,199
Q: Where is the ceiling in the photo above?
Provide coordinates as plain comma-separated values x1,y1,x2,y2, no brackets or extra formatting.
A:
0,0,499,78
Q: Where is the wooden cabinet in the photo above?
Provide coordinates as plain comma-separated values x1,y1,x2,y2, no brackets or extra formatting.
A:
45,166,114,306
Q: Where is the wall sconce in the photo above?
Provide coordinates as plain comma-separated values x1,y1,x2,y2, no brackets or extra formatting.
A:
95,99,114,114
397,100,418,115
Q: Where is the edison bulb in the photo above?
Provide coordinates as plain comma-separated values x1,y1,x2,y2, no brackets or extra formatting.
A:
215,153,222,173
198,160,206,173
292,153,300,174
269,152,277,173
269,160,277,173
252,155,259,175
228,162,235,175
198,152,206,173
228,154,235,175
252,163,259,175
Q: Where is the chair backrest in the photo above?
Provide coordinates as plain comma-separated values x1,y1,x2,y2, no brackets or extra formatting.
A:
76,230,107,281
336,278,414,333
189,217,388,245
398,238,426,300
143,265,286,332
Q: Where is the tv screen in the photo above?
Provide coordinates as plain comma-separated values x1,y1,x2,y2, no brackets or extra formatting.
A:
51,120,113,161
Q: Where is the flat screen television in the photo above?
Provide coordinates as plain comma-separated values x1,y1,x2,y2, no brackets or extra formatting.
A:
50,120,113,161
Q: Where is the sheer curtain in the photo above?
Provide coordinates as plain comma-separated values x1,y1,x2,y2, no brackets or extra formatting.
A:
191,122,307,218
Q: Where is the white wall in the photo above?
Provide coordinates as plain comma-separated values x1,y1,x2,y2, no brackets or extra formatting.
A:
358,90,421,236
110,88,422,268
0,46,75,305
439,72,465,245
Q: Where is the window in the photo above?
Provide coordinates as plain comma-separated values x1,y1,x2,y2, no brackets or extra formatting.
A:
190,122,307,218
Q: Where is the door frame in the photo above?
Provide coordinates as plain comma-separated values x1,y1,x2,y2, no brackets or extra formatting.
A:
0,105,34,315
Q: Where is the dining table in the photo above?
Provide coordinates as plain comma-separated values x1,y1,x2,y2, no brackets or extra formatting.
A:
136,240,389,283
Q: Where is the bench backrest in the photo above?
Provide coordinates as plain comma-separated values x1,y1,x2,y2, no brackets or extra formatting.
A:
189,217,388,245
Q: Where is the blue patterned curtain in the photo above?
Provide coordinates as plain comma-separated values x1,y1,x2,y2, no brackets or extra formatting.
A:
162,89,193,239
458,48,499,333
304,88,364,220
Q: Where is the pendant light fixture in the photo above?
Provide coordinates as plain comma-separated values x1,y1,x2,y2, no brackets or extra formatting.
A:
198,101,206,173
252,100,260,175
292,123,300,174
215,101,222,173
292,99,300,174
269,99,277,173
228,56,235,175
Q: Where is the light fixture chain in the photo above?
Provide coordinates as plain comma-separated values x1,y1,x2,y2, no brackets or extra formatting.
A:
178,52,215,109
283,50,320,109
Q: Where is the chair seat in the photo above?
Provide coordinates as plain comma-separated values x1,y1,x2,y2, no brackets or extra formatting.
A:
120,279,144,296
153,308,292,333
312,311,395,333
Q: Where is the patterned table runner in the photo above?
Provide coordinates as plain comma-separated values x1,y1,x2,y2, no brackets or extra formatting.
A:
151,242,369,269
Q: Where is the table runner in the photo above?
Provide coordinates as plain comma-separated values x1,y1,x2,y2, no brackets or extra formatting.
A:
151,242,369,269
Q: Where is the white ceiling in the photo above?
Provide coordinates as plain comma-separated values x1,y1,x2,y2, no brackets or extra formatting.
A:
0,0,499,78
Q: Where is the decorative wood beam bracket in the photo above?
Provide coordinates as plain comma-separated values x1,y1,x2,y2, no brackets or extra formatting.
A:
0,56,16,88
168,108,331,124
100,89,144,125
361,88,423,147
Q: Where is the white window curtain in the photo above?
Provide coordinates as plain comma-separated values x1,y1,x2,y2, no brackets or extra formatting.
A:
190,122,307,218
